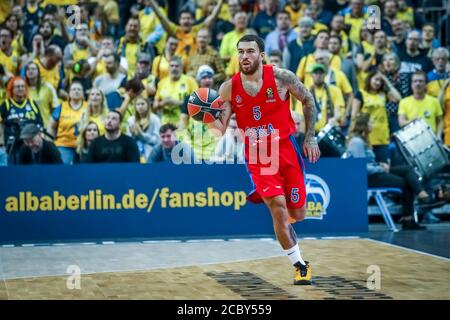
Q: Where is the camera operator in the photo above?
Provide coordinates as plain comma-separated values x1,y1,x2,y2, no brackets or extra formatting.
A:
0,76,44,165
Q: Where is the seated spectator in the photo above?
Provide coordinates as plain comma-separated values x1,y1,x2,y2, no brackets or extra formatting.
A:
283,16,315,73
154,56,198,125
79,88,108,135
88,37,128,78
135,53,157,99
186,28,226,87
268,50,283,68
108,78,145,133
351,70,401,162
17,123,62,165
71,59,94,98
24,61,58,128
74,121,99,164
250,0,278,39
346,113,430,230
87,110,140,163
378,52,410,134
147,0,224,61
420,23,440,58
398,30,434,97
93,52,127,96
311,0,333,26
126,96,161,163
149,123,195,164
398,71,443,137
264,10,297,57
220,11,255,66
0,76,44,165
427,48,450,98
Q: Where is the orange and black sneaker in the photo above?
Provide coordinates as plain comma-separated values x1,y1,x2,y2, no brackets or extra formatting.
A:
294,261,312,285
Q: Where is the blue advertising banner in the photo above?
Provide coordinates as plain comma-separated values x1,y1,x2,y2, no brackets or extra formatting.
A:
0,158,368,243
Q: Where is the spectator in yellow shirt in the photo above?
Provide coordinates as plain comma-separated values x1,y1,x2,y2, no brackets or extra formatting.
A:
24,62,58,128
154,56,198,126
47,81,87,164
0,27,21,76
399,71,443,137
352,70,402,162
147,0,224,61
439,79,450,146
426,48,450,98
117,17,149,78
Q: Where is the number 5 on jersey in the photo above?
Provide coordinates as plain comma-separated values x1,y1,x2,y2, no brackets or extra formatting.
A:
253,106,261,121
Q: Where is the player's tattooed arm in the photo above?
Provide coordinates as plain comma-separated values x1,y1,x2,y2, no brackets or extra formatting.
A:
208,80,233,136
274,67,321,163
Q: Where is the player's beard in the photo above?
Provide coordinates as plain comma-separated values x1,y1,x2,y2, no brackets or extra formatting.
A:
239,59,259,75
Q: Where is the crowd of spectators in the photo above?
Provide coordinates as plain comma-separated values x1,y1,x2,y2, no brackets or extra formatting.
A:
0,0,448,170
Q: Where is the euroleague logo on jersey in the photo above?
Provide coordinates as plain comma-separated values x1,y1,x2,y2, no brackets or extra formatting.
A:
305,174,330,220
266,88,276,103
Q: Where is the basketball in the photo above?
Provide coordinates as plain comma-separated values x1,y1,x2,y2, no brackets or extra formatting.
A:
187,88,225,123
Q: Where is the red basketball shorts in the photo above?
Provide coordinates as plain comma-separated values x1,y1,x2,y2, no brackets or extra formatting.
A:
245,136,306,209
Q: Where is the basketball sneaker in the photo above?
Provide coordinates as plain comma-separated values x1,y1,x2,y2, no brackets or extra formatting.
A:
294,261,312,285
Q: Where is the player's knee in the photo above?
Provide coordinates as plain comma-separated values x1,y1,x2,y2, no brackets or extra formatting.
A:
291,207,306,222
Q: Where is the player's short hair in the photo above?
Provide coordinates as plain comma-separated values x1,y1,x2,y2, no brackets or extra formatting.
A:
237,34,265,53
160,123,177,134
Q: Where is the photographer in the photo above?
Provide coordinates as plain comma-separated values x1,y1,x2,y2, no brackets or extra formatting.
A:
17,123,62,165
0,76,44,165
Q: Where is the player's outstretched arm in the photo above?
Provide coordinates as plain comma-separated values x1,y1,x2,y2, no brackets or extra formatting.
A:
208,80,233,136
274,67,321,163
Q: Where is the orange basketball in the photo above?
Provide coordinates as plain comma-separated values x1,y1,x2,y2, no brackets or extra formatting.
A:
187,88,225,123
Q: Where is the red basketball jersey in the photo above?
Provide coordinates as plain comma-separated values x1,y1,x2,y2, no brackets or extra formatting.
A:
231,65,296,158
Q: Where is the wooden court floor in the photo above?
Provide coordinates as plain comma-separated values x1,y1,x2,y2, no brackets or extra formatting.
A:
1,239,449,300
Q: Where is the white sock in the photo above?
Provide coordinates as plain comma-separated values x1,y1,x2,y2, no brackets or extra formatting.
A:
284,244,306,266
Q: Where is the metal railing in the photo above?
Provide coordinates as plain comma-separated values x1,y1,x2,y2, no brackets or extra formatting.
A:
418,0,450,47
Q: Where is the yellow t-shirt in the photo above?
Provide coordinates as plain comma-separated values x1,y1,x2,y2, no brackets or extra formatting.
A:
88,114,106,136
28,82,58,128
53,101,87,148
155,74,198,125
296,54,342,83
0,49,20,75
0,1,12,24
35,59,61,92
220,29,247,60
427,80,446,98
118,38,142,78
152,55,170,81
305,69,353,96
139,7,167,53
226,54,239,77
443,86,450,146
284,4,306,27
169,21,205,60
396,7,414,29
344,12,368,45
294,85,345,132
398,95,443,134
359,90,389,145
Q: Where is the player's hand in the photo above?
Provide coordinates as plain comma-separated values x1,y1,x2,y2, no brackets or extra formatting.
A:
303,135,320,163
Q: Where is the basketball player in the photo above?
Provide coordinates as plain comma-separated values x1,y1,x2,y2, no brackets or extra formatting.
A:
209,35,320,285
